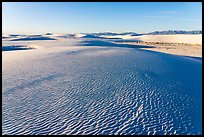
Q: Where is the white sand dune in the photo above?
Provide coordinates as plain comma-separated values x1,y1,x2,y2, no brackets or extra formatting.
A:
101,34,202,45
133,34,202,45
75,33,87,38
100,34,133,39
2,36,202,135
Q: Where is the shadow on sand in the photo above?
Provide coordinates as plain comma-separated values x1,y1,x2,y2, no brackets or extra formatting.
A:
181,56,202,62
10,36,56,41
183,56,202,61
79,40,155,49
2,45,34,51
79,40,202,63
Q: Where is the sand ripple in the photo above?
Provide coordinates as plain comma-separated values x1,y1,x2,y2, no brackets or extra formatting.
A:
2,46,202,135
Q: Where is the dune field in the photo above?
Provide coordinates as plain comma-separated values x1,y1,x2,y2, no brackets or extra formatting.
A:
2,34,202,135
100,34,202,58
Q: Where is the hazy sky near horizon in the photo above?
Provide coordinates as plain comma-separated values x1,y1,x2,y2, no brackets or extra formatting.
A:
2,2,202,34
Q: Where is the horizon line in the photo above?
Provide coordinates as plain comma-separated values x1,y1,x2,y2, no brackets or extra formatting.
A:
2,29,202,35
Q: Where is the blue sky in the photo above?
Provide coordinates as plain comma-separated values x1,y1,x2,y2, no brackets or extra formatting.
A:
2,2,202,34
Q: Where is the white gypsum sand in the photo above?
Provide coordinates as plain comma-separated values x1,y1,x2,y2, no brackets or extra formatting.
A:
118,42,202,58
102,34,202,58
133,34,202,45
101,34,202,44
2,35,202,135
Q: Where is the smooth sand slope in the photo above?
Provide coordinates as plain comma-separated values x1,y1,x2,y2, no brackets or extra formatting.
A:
2,36,202,135
118,41,202,58
100,34,202,44
103,34,202,57
134,34,202,45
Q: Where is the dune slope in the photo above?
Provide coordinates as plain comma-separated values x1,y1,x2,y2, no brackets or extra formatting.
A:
2,38,202,135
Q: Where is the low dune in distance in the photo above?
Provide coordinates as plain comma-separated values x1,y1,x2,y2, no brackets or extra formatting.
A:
134,34,202,45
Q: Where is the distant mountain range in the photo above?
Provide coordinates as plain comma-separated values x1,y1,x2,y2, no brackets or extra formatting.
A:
2,30,202,40
146,30,202,35
92,32,143,36
91,30,202,36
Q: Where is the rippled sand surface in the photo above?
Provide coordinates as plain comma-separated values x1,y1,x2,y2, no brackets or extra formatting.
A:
2,38,202,135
